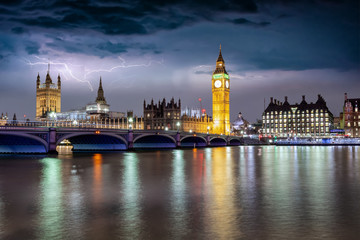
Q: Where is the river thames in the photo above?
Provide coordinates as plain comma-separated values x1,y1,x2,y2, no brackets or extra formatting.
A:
0,146,359,239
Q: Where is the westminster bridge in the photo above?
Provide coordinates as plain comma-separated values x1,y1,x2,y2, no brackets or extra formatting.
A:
0,123,246,153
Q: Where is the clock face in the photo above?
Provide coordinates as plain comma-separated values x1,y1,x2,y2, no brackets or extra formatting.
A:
214,80,221,88
225,80,229,88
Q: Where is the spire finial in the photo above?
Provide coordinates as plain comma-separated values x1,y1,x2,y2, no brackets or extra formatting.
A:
220,44,221,50
47,60,50,74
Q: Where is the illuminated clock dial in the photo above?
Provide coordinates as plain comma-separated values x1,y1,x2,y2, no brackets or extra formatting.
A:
214,80,221,88
225,80,229,88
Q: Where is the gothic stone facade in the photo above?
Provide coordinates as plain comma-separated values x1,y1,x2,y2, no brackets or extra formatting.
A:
36,68,61,119
143,98,181,130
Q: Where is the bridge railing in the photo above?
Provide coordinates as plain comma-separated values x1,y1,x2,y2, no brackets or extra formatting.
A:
0,120,140,130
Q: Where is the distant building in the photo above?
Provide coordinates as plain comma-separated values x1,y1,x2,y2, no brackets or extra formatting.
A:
143,98,181,130
0,112,8,126
85,77,111,120
181,114,212,133
36,64,61,119
45,77,143,129
341,93,360,137
262,95,333,137
232,112,248,135
50,77,114,121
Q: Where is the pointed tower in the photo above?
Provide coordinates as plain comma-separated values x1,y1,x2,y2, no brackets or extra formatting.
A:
36,73,40,89
35,63,61,119
96,77,107,104
212,45,230,135
57,74,61,90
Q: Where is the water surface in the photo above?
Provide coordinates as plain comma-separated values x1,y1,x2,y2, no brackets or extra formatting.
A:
0,146,359,239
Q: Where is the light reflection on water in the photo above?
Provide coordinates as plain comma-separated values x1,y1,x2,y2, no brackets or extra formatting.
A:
0,146,359,239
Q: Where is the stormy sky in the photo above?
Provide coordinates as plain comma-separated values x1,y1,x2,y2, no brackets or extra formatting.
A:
0,0,359,122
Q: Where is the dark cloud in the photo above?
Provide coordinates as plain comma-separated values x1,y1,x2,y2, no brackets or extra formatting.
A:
11,26,26,34
13,16,66,29
45,37,85,54
25,41,40,55
232,18,270,27
96,42,127,54
1,0,259,36
0,7,15,15
98,17,147,35
0,0,23,7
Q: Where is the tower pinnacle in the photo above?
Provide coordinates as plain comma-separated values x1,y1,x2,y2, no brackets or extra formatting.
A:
214,45,227,74
96,77,106,104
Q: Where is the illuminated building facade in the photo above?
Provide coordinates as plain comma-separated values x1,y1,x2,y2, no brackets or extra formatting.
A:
212,46,230,135
181,114,212,133
86,77,110,120
341,93,360,137
262,95,333,137
46,77,144,129
143,98,181,130
0,112,8,126
36,64,61,119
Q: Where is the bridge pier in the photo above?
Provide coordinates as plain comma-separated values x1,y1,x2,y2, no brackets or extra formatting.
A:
206,135,211,146
128,130,133,149
176,132,181,147
226,136,230,146
48,128,58,154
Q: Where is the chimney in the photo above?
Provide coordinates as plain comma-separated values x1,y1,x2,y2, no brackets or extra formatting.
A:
318,94,321,99
302,95,305,101
270,97,273,103
285,96,288,102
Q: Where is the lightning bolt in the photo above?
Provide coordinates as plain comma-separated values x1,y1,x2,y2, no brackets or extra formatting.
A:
24,56,94,91
85,56,164,77
24,56,164,91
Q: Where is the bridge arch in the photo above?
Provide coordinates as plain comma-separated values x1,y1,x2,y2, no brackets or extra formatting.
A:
57,132,128,151
209,137,227,146
133,134,176,149
229,138,242,146
0,132,48,153
180,135,207,147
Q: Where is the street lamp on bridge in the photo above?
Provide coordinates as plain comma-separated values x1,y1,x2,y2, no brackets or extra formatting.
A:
176,121,180,132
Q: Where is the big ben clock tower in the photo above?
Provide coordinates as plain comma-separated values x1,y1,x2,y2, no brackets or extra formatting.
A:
212,45,230,135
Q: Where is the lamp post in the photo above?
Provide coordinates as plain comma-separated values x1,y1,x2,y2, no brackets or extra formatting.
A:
176,121,180,132
129,117,133,130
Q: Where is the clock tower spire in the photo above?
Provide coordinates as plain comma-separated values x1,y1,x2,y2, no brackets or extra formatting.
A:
212,45,230,135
